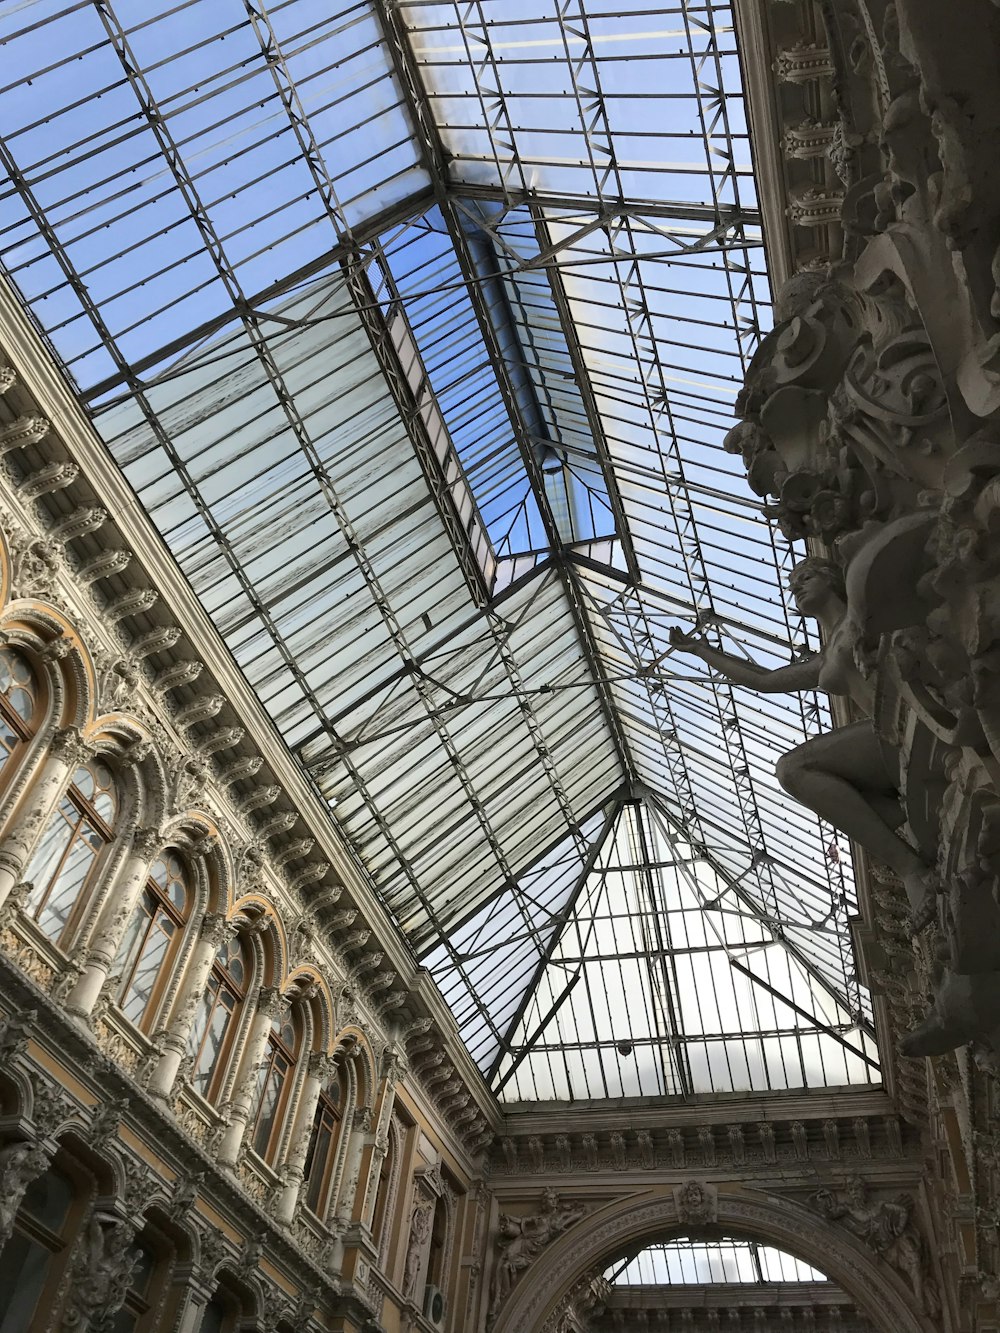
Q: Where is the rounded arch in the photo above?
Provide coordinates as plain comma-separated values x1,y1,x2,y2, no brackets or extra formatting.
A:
0,525,11,610
333,1025,376,1107
284,966,335,1052
88,714,168,832
231,892,287,983
164,814,233,918
0,598,96,729
489,1189,936,1333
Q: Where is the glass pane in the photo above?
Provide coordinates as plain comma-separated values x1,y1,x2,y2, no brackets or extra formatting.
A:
33,829,97,940
20,1168,73,1231
119,918,171,1026
0,1230,53,1332
304,1112,334,1214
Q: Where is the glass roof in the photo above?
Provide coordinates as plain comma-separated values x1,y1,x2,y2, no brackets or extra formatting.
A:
0,0,877,1102
605,1238,828,1286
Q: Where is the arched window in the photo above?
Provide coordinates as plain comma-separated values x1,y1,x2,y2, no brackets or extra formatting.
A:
24,758,117,944
114,851,189,1031
0,1159,81,1330
187,934,247,1104
303,1064,346,1217
248,1005,300,1163
0,648,38,779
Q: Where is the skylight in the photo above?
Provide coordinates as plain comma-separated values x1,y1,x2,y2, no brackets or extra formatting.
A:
0,0,878,1102
605,1238,829,1286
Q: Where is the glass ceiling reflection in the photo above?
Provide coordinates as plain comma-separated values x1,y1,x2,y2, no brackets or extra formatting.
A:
0,0,876,1101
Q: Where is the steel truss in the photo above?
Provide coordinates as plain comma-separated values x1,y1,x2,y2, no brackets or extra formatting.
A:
0,0,873,1099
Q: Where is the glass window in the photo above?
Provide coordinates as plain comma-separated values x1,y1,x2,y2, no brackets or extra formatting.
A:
0,1164,77,1332
248,1005,299,1163
115,851,188,1031
24,759,117,944
0,649,38,777
197,1295,232,1333
187,935,246,1104
303,1068,344,1217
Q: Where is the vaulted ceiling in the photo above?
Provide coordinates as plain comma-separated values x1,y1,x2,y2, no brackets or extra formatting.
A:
0,0,876,1100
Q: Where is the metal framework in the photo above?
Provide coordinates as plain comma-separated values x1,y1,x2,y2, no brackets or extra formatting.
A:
605,1237,828,1286
0,0,876,1102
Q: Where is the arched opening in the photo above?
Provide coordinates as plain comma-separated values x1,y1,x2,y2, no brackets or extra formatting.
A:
247,1000,301,1163
23,755,118,944
588,1234,865,1332
303,1059,346,1218
113,847,191,1031
0,646,40,790
187,931,249,1105
0,1146,92,1330
488,1191,934,1333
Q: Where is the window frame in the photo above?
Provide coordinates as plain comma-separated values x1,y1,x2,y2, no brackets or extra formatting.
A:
302,1064,346,1219
114,850,189,1034
24,758,118,946
188,935,248,1106
247,1005,300,1165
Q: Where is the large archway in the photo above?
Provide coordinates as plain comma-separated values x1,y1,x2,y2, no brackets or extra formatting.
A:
489,1188,937,1333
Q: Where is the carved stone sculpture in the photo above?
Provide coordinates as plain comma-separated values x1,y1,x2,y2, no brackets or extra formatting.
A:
811,1177,939,1316
665,551,938,927
489,1188,585,1323
402,1198,433,1300
0,1139,52,1247
63,1211,140,1332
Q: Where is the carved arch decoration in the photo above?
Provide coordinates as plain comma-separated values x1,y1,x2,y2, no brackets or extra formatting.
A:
163,813,232,916
88,713,168,832
284,964,335,1052
0,524,11,610
488,1188,936,1333
0,597,96,729
333,1024,377,1106
230,891,287,984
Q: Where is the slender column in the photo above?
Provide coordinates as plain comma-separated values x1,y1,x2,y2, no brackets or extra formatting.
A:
359,1051,403,1230
64,827,162,1020
146,913,232,1100
334,1103,373,1228
215,985,284,1167
272,1050,337,1225
0,726,90,909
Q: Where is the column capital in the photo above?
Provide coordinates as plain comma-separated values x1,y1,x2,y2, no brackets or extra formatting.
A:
199,911,233,949
308,1050,339,1083
257,985,285,1020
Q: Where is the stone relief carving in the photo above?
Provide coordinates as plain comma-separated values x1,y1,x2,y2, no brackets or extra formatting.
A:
0,1139,53,1247
402,1197,433,1301
63,1210,140,1332
811,1177,939,1316
675,1180,717,1227
489,1188,586,1324
705,3,1000,1082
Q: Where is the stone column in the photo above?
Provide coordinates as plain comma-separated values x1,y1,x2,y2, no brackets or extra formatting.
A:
359,1051,403,1231
0,726,91,909
272,1050,337,1225
146,913,233,1100
333,1103,373,1228
64,827,163,1020
215,985,284,1168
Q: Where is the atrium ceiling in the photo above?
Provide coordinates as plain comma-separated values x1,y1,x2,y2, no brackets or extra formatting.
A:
0,0,877,1101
